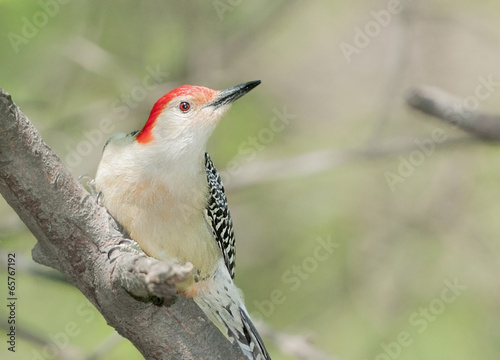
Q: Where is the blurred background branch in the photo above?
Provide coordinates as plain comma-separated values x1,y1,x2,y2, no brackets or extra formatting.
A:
407,85,500,141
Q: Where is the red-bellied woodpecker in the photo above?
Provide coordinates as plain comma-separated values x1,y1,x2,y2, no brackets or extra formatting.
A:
94,80,270,359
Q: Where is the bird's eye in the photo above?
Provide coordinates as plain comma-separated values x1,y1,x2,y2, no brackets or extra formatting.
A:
179,102,191,112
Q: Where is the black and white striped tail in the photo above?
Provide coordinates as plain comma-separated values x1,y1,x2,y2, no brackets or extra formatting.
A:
194,264,271,360
236,307,271,360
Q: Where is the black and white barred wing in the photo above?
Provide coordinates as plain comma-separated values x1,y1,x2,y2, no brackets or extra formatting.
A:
204,152,236,278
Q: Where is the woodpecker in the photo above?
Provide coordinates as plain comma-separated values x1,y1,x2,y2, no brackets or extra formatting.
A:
94,80,270,359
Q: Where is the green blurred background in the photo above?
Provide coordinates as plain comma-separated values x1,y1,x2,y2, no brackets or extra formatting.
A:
1,1,500,359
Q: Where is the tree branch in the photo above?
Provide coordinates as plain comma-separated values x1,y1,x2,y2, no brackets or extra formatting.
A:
224,136,474,191
257,323,339,360
224,85,500,191
407,85,500,141
0,87,246,360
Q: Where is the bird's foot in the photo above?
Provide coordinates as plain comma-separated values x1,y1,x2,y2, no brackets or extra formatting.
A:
78,174,98,198
107,238,144,262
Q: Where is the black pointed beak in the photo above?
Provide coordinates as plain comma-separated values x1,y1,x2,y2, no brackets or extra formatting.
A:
207,80,261,109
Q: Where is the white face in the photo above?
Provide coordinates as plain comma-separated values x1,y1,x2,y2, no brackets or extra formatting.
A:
142,89,231,163
154,93,230,146
135,81,260,162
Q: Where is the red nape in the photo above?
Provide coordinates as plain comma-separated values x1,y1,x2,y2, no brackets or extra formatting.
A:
136,85,215,144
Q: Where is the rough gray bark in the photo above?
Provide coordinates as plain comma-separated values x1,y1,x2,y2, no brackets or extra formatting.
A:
0,87,246,360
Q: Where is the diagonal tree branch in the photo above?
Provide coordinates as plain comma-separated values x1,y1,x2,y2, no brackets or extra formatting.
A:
0,87,247,360
407,85,500,141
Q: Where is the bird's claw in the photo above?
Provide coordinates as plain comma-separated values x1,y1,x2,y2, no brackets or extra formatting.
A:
78,174,98,198
107,238,144,262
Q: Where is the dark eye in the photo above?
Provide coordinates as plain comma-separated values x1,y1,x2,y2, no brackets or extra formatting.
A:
179,102,191,112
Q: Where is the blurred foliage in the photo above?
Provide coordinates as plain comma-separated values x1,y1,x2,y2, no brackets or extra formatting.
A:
1,1,500,359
